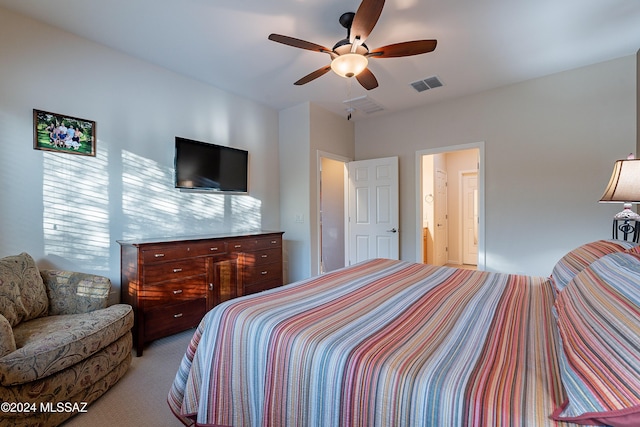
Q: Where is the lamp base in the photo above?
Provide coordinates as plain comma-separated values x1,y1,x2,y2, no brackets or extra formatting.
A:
613,203,640,221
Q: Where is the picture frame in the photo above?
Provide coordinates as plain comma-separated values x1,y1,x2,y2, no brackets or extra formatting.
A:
33,109,96,156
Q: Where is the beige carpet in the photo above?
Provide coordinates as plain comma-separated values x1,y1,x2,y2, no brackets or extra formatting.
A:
62,328,195,427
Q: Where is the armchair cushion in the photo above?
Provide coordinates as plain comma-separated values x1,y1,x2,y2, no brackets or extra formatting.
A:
0,304,133,386
0,253,48,327
41,270,110,315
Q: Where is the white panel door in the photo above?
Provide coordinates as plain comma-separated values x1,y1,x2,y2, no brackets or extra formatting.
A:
347,157,399,264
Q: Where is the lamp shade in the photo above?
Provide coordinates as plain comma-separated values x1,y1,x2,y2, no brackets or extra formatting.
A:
330,53,368,78
600,159,640,203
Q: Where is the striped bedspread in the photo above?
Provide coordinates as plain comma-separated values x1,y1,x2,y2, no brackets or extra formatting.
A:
168,258,570,427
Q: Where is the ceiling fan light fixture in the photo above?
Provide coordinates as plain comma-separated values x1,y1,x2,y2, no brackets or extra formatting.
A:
331,53,368,78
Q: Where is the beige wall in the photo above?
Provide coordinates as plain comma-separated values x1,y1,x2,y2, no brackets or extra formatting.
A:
279,103,312,283
356,55,637,276
279,102,354,282
309,104,355,277
0,7,281,293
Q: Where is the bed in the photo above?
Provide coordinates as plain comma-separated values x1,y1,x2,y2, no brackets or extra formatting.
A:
168,240,640,427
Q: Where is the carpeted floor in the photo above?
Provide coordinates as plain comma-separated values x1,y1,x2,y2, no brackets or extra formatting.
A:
62,328,195,427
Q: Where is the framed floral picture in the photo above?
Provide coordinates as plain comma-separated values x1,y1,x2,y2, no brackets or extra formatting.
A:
33,109,96,156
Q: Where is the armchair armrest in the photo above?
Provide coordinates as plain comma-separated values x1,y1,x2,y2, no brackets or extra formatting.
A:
40,270,111,315
0,313,16,357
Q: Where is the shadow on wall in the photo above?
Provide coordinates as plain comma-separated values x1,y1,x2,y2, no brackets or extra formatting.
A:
42,140,261,273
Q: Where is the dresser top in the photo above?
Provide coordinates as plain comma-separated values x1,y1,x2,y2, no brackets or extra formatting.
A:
117,230,283,246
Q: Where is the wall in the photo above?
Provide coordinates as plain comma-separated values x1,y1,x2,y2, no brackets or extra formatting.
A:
279,102,354,282
279,103,311,283
0,8,280,295
356,56,637,276
309,104,355,276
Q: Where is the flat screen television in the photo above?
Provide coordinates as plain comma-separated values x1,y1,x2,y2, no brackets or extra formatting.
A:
174,137,249,193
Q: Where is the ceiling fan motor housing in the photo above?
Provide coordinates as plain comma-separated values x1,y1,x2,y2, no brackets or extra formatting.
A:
339,12,356,31
332,39,369,54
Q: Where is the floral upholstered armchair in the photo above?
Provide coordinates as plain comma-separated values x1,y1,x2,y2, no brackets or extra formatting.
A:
0,252,133,427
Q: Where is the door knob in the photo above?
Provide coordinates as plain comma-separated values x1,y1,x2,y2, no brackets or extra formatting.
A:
386,228,398,233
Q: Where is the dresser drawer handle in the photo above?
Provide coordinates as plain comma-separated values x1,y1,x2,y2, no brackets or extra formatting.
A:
173,268,183,273
234,244,242,248
271,240,277,244
173,313,183,318
210,247,218,251
173,289,183,295
154,253,165,258
261,254,268,258
261,271,268,275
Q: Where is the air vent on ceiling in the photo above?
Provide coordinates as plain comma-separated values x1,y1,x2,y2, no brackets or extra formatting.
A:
410,75,443,93
342,95,384,114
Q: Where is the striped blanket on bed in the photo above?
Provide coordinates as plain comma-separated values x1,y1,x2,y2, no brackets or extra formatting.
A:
168,258,567,426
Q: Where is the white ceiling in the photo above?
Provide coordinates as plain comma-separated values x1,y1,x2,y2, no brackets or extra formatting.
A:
2,0,640,120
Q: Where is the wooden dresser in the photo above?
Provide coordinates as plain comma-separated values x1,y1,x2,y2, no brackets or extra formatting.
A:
118,231,284,356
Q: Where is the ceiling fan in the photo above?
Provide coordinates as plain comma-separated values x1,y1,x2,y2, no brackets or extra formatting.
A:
268,0,437,90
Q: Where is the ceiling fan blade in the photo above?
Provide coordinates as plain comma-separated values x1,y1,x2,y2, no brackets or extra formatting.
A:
294,65,332,86
268,34,331,54
356,68,379,90
350,0,385,44
368,40,437,58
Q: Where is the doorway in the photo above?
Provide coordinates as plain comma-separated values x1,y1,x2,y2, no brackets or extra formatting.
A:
416,143,485,270
317,152,400,274
461,171,479,265
318,153,349,274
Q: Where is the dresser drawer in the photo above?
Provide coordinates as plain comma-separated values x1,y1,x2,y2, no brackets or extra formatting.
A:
255,236,282,250
243,262,282,286
142,246,191,263
141,242,226,263
189,240,227,257
228,239,257,252
143,258,205,283
142,276,207,309
243,247,282,266
144,299,206,341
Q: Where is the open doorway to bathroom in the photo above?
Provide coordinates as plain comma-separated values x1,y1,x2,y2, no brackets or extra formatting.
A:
417,143,485,270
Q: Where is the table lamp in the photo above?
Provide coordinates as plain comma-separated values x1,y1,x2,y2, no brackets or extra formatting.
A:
600,154,640,220
600,154,640,242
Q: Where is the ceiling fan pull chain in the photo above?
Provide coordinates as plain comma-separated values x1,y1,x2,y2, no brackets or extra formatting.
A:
346,79,354,120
